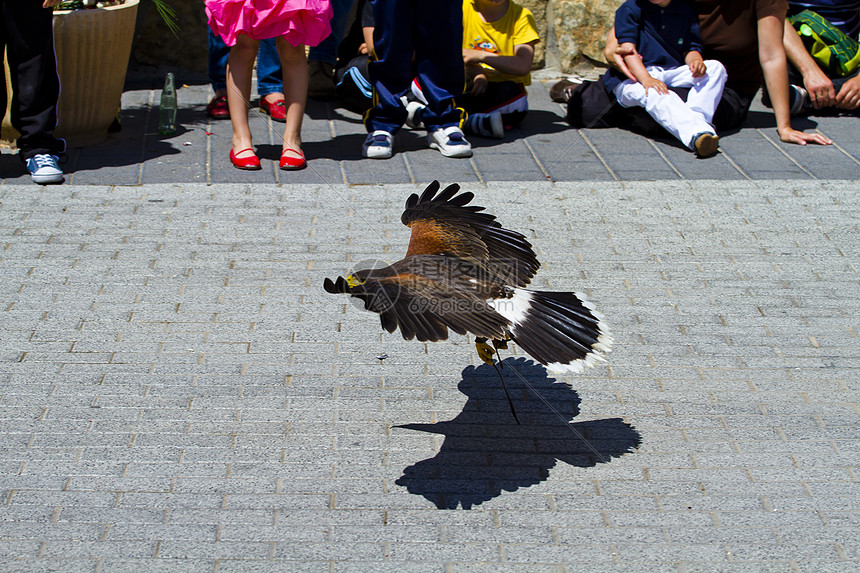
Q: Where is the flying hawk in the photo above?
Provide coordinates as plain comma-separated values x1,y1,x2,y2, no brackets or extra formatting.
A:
323,181,612,376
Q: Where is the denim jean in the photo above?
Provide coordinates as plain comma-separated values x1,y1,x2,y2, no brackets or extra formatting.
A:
208,29,282,97
307,0,354,65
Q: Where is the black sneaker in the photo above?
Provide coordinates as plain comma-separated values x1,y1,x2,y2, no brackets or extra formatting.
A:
549,79,581,103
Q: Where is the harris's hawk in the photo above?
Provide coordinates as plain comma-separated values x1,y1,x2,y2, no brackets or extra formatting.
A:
324,181,612,376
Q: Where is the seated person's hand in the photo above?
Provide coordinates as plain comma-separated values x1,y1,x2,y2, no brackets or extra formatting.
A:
642,76,668,95
358,42,368,55
835,75,860,109
777,125,832,146
462,49,485,66
686,54,706,78
803,67,837,108
470,73,489,96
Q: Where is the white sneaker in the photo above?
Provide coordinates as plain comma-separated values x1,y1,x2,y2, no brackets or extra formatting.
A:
25,154,64,184
427,126,472,158
404,100,426,129
362,130,393,159
464,111,504,139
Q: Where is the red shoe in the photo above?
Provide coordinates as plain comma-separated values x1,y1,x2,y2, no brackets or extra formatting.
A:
230,148,261,170
279,147,306,170
260,97,287,122
207,95,229,119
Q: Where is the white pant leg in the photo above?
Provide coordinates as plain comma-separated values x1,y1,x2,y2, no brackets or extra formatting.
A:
660,60,727,124
613,66,715,149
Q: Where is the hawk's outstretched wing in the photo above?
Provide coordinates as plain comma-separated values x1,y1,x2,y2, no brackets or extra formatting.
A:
323,255,510,342
401,181,540,287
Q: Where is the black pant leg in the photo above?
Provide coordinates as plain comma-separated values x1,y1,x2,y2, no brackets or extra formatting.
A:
711,87,752,131
2,0,63,159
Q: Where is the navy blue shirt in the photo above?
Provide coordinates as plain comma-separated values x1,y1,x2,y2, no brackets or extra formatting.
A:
605,0,704,93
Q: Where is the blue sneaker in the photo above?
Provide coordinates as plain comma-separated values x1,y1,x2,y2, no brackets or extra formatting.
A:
362,130,393,159
26,154,64,184
464,111,504,139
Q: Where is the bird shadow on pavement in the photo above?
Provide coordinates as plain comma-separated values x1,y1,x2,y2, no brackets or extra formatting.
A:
394,357,641,509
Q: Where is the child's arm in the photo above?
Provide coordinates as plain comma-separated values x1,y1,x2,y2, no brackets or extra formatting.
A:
685,50,706,78
684,14,706,79
462,41,536,79
360,26,374,55
620,42,667,95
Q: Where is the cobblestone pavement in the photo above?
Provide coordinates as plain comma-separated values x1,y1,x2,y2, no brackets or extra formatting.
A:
0,73,858,572
0,179,857,572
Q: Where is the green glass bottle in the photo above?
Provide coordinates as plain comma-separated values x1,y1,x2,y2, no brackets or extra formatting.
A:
158,72,178,136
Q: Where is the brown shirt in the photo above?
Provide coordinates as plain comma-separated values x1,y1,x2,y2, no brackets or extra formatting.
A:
691,0,788,96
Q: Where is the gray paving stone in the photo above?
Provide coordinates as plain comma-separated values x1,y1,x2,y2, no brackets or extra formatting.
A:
100,559,214,573
0,558,101,573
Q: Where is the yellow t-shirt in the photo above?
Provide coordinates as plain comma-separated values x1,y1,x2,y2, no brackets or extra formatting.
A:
462,0,540,85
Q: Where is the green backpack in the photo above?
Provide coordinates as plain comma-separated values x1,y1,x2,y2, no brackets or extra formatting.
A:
788,9,860,77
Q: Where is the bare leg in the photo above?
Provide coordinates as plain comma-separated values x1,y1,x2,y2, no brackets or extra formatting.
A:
275,37,309,157
226,34,260,157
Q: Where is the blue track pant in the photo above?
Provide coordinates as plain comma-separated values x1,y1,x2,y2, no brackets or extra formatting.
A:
365,0,465,133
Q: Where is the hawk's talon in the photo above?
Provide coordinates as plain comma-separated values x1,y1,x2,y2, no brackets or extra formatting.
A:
475,339,495,365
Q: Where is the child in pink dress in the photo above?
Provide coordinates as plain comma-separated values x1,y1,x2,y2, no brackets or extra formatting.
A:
206,0,332,170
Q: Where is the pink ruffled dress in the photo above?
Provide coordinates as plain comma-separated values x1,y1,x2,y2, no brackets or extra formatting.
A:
206,0,332,47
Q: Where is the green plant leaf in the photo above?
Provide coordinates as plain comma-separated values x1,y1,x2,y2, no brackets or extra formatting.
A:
151,0,180,38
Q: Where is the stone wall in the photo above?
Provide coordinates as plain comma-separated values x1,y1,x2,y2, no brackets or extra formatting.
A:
130,0,618,76
551,0,622,71
524,0,621,72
